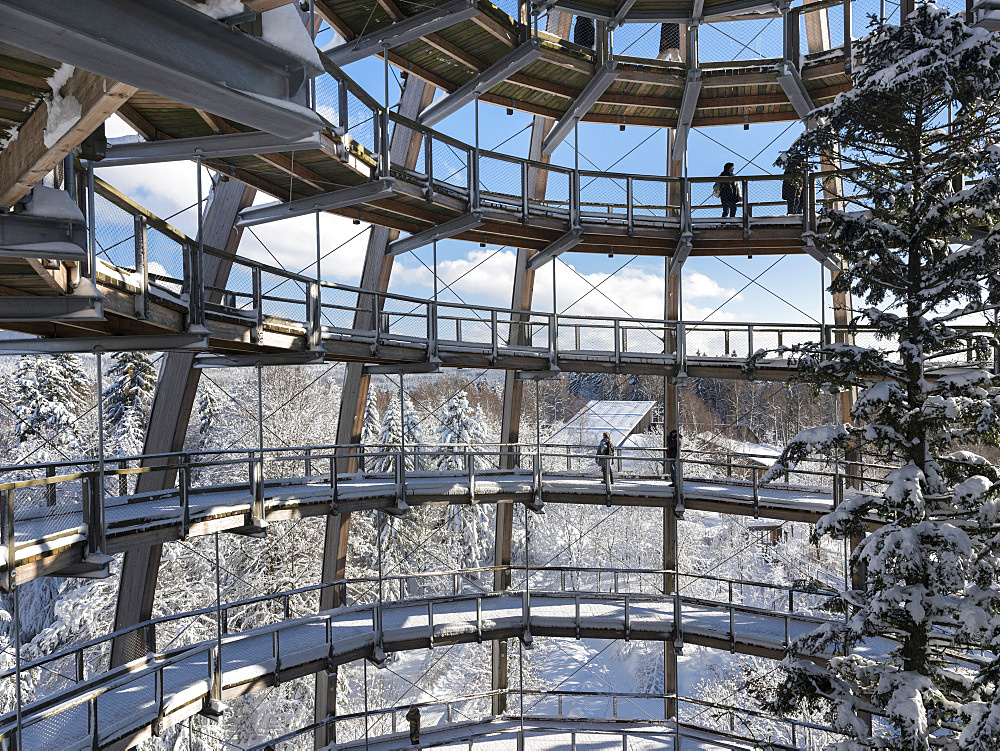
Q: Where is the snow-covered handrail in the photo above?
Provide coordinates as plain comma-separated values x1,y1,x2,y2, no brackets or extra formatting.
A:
0,588,840,750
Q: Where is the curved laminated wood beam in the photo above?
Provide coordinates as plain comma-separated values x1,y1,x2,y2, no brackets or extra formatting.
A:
110,176,257,667
316,74,433,749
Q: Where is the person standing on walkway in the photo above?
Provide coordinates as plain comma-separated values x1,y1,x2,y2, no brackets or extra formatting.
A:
596,431,615,486
406,705,421,746
715,163,740,218
666,429,680,484
782,159,805,214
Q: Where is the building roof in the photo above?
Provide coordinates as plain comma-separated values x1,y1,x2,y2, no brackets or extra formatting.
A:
546,400,656,448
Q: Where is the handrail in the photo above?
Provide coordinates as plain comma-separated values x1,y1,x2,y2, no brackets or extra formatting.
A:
239,687,844,750
89,181,999,379
0,564,836,690
0,585,840,744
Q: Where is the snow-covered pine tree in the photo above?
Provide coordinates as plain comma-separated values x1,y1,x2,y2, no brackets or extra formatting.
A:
435,390,490,470
750,6,1000,748
435,391,493,570
370,392,425,472
361,389,382,447
102,351,157,458
197,380,223,448
9,354,89,460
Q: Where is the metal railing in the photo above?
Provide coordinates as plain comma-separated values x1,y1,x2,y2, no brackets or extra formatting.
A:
91,178,1000,381
0,565,842,749
0,441,892,594
240,687,845,750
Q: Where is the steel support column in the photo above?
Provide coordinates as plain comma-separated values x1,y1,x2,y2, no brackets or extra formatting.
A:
662,131,683,721
315,76,433,749
110,176,256,667
493,9,572,717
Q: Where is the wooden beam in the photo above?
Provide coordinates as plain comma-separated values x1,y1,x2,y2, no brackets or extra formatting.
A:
0,70,136,206
470,13,518,44
314,1,354,40
244,0,300,10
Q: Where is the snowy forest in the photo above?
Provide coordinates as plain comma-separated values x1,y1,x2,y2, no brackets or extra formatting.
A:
1,2,1000,749
0,349,847,748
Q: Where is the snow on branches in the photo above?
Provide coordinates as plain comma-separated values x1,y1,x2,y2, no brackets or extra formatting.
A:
755,6,1000,749
102,351,157,458
8,354,89,460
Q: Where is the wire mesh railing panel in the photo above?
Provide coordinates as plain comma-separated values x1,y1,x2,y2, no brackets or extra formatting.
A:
497,316,548,350
631,177,672,221
20,700,89,751
700,17,783,63
438,310,493,347
260,272,308,324
479,154,521,209
145,227,185,294
825,3,850,51
677,702,793,748
19,652,79,705
621,323,669,355
381,299,428,340
685,327,741,359
218,260,255,313
346,91,376,155
580,174,628,222
747,179,784,218
313,73,341,128
689,181,722,220
93,193,137,271
557,320,615,352
320,284,364,331
9,473,89,546
613,22,663,59
536,167,570,219
433,138,470,192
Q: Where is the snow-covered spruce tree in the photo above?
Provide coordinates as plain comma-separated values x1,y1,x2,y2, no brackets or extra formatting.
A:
196,380,223,448
436,391,493,570
748,6,1000,749
102,350,157,458
361,389,382,447
435,390,490,470
9,354,89,460
370,392,425,472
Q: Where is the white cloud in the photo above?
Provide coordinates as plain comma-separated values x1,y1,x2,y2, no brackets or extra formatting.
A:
683,270,740,300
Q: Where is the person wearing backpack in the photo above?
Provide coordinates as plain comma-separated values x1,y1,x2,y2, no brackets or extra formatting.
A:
714,162,740,218
596,431,614,486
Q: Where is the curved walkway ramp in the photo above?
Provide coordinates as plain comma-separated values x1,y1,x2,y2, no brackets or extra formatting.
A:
321,717,812,751
1,446,876,588
0,585,838,750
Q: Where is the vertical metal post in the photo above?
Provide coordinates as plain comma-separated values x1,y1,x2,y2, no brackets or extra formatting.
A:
473,93,481,211
521,161,529,222
316,209,322,295
134,215,149,320
95,349,106,558
256,363,265,524
12,554,22,751
213,532,224,703
309,0,317,110
87,162,96,284
377,509,384,642
843,0,853,72
382,44,390,179
626,176,634,235
188,157,206,332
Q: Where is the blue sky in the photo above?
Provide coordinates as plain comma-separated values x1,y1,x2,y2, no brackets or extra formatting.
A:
98,15,841,330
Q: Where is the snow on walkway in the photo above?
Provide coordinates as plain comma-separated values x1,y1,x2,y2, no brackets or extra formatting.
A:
9,592,837,750
2,472,853,581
